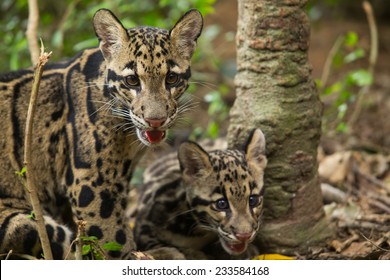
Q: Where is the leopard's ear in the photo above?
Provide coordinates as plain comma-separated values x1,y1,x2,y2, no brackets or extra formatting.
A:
169,9,203,59
178,141,211,180
245,128,267,179
93,9,128,61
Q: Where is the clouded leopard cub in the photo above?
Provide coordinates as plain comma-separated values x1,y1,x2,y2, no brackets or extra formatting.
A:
134,129,267,259
0,9,202,259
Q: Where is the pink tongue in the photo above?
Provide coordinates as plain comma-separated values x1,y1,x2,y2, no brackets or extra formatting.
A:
228,242,246,253
145,130,165,144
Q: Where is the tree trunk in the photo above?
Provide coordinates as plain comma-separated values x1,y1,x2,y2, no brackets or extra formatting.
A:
228,0,333,254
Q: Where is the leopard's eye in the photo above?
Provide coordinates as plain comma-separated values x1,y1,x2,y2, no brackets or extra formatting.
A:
249,195,262,208
166,72,179,85
215,198,229,210
125,75,140,87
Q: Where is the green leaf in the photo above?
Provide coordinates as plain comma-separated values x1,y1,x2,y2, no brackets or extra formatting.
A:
207,121,219,139
52,30,63,48
337,103,348,119
336,122,348,133
322,81,342,96
344,32,358,47
349,69,373,87
102,242,123,251
15,167,26,177
344,48,365,63
80,236,98,242
82,244,91,255
27,211,36,220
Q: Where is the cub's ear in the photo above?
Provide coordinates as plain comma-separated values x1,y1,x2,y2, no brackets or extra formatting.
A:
178,141,211,180
245,128,267,179
93,9,128,61
169,9,203,59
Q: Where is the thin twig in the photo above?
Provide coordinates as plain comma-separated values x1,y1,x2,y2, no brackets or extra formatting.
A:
360,232,390,252
5,250,12,260
24,40,53,260
0,251,38,260
347,1,378,127
319,35,344,90
26,0,40,65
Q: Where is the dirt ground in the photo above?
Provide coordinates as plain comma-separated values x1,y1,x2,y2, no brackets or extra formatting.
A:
196,0,390,260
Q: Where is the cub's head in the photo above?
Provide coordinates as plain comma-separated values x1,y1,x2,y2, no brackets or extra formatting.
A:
93,9,202,146
178,129,267,256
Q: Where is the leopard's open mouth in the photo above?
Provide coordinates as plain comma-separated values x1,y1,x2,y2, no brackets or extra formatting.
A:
137,128,166,146
220,239,248,255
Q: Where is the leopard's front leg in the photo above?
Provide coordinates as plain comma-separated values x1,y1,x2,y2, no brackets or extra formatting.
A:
68,173,137,259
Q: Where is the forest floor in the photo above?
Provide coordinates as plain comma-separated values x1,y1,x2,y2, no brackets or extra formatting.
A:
200,0,390,260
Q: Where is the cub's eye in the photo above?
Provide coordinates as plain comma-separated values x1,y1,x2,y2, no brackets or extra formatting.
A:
166,72,179,85
215,198,229,210
125,75,140,87
249,195,262,208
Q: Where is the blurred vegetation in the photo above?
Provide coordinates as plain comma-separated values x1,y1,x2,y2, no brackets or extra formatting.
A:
0,0,216,72
318,32,374,135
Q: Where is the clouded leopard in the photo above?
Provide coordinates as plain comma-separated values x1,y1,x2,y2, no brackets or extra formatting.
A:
134,129,267,259
0,9,202,259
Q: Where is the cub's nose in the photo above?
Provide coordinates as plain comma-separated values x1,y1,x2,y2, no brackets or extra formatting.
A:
145,118,166,128
234,232,253,242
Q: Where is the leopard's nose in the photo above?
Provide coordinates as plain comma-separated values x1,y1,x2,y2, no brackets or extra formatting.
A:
234,232,253,242
145,118,166,128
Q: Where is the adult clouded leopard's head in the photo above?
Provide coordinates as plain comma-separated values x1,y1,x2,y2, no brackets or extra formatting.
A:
178,129,268,256
93,9,203,146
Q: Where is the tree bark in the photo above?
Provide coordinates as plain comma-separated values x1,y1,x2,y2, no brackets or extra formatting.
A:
228,0,333,254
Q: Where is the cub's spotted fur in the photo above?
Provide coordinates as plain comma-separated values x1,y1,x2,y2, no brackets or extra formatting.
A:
0,9,202,259
134,129,267,259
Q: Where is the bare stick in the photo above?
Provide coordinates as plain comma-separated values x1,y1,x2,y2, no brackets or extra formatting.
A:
319,35,344,90
24,40,53,260
347,1,378,127
26,0,40,65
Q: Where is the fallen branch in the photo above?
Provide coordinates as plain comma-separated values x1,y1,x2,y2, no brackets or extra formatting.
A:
24,41,53,260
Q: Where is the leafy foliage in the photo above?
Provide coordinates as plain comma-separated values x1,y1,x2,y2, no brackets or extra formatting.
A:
319,32,373,134
0,0,216,72
191,84,230,139
79,236,123,260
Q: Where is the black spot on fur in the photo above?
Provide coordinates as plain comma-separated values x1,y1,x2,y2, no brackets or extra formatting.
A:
108,250,121,258
121,160,132,177
78,185,95,207
115,229,126,245
23,229,38,255
51,242,64,259
56,226,66,243
45,224,54,239
96,158,103,168
87,225,103,239
99,190,115,219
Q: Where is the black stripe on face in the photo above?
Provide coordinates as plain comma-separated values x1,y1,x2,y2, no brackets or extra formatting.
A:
180,67,191,80
107,69,121,83
124,61,136,70
190,196,211,208
167,59,178,68
83,51,104,80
